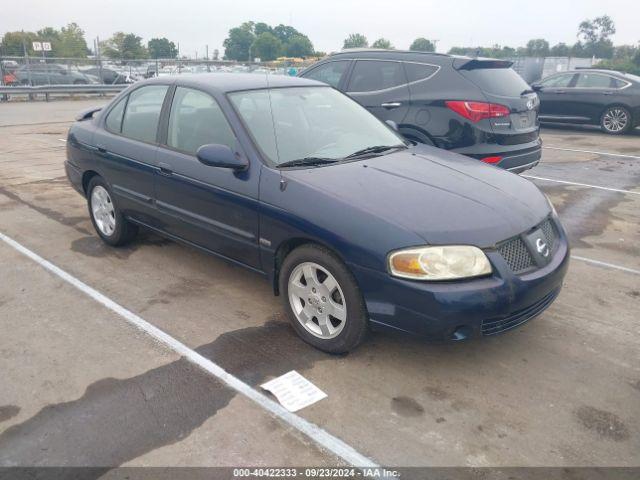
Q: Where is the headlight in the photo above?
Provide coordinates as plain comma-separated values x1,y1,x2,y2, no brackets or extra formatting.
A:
388,245,492,281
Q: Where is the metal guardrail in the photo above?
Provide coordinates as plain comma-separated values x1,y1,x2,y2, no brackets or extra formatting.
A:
0,84,128,96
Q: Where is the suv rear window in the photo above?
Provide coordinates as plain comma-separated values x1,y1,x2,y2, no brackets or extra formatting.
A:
460,68,530,97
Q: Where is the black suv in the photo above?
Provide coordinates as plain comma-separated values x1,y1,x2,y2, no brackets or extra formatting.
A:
300,49,541,173
532,69,640,135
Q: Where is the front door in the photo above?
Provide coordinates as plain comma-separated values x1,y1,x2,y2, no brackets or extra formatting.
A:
154,86,261,269
345,60,411,125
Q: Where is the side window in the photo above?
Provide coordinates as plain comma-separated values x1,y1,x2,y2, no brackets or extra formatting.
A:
348,61,406,92
610,78,629,89
121,85,168,143
540,74,574,88
575,73,611,88
303,61,349,88
404,62,438,83
167,87,236,154
105,96,127,133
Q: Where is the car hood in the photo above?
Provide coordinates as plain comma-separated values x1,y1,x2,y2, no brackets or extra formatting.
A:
282,146,550,248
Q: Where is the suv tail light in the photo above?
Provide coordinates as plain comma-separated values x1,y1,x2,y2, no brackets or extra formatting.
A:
445,101,510,123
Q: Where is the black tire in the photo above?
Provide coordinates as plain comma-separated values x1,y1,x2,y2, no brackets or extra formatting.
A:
600,105,632,135
87,176,138,246
74,79,88,85
279,244,368,353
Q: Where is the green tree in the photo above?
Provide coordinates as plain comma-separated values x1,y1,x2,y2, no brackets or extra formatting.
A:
550,42,570,56
254,22,273,36
578,15,616,58
273,24,302,45
36,27,61,56
525,38,550,57
250,32,282,61
102,32,147,59
410,38,435,52
0,31,39,56
148,37,178,58
371,38,393,49
343,33,368,49
223,25,256,61
57,23,88,57
285,34,314,57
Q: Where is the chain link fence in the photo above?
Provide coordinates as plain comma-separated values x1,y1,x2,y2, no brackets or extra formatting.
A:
0,55,317,89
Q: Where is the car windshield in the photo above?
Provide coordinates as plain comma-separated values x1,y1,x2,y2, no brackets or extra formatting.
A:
228,86,405,167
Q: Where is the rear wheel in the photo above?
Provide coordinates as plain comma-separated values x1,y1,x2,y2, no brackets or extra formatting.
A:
279,244,368,353
87,177,138,246
600,106,631,135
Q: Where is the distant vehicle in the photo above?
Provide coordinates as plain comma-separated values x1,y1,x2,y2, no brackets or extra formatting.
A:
81,67,132,84
13,63,99,85
65,74,568,352
300,49,542,173
532,69,640,134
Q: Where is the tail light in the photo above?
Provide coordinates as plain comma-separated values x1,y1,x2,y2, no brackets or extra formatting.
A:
445,101,510,123
481,156,502,164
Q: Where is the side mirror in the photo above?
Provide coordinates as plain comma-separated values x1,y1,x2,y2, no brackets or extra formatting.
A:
531,83,542,92
196,144,248,171
385,119,399,132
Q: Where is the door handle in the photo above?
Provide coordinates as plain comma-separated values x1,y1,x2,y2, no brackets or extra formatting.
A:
158,162,173,176
381,102,402,109
96,144,107,153
603,91,614,95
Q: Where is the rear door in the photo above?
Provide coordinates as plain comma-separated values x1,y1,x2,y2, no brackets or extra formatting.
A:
458,64,539,136
345,60,411,124
566,72,624,122
93,84,169,224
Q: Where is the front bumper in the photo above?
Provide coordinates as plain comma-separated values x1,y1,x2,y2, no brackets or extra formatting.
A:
349,217,570,341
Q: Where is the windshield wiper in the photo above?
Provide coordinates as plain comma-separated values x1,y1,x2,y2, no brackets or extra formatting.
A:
278,157,340,168
344,144,406,159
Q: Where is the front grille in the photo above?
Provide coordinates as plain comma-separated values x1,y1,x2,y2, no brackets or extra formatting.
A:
498,237,534,273
539,218,557,252
481,287,560,336
497,217,558,274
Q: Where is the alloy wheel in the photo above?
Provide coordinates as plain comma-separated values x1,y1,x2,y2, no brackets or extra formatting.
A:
602,107,629,133
91,186,116,236
288,262,347,339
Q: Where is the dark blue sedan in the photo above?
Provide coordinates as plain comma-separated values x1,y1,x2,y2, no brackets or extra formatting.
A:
65,74,569,353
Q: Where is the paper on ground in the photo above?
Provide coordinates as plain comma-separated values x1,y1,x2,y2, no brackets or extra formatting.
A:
261,370,327,412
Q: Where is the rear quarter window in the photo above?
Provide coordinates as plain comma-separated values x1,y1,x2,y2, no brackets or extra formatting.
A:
460,68,530,96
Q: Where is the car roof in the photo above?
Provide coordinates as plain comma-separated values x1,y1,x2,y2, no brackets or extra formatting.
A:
141,72,325,93
559,69,631,77
326,49,457,66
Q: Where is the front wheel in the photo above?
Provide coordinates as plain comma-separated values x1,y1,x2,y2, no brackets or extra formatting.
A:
279,244,368,353
600,106,632,135
87,177,138,246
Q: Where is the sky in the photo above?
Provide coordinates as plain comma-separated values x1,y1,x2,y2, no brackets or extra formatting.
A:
2,0,639,57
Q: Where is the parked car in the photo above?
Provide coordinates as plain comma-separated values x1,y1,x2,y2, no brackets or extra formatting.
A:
299,49,542,173
532,69,640,134
13,63,99,85
65,74,569,353
81,67,132,84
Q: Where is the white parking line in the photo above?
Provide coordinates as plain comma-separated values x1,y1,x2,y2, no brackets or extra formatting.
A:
571,255,640,276
543,145,640,160
0,230,378,468
523,175,640,196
